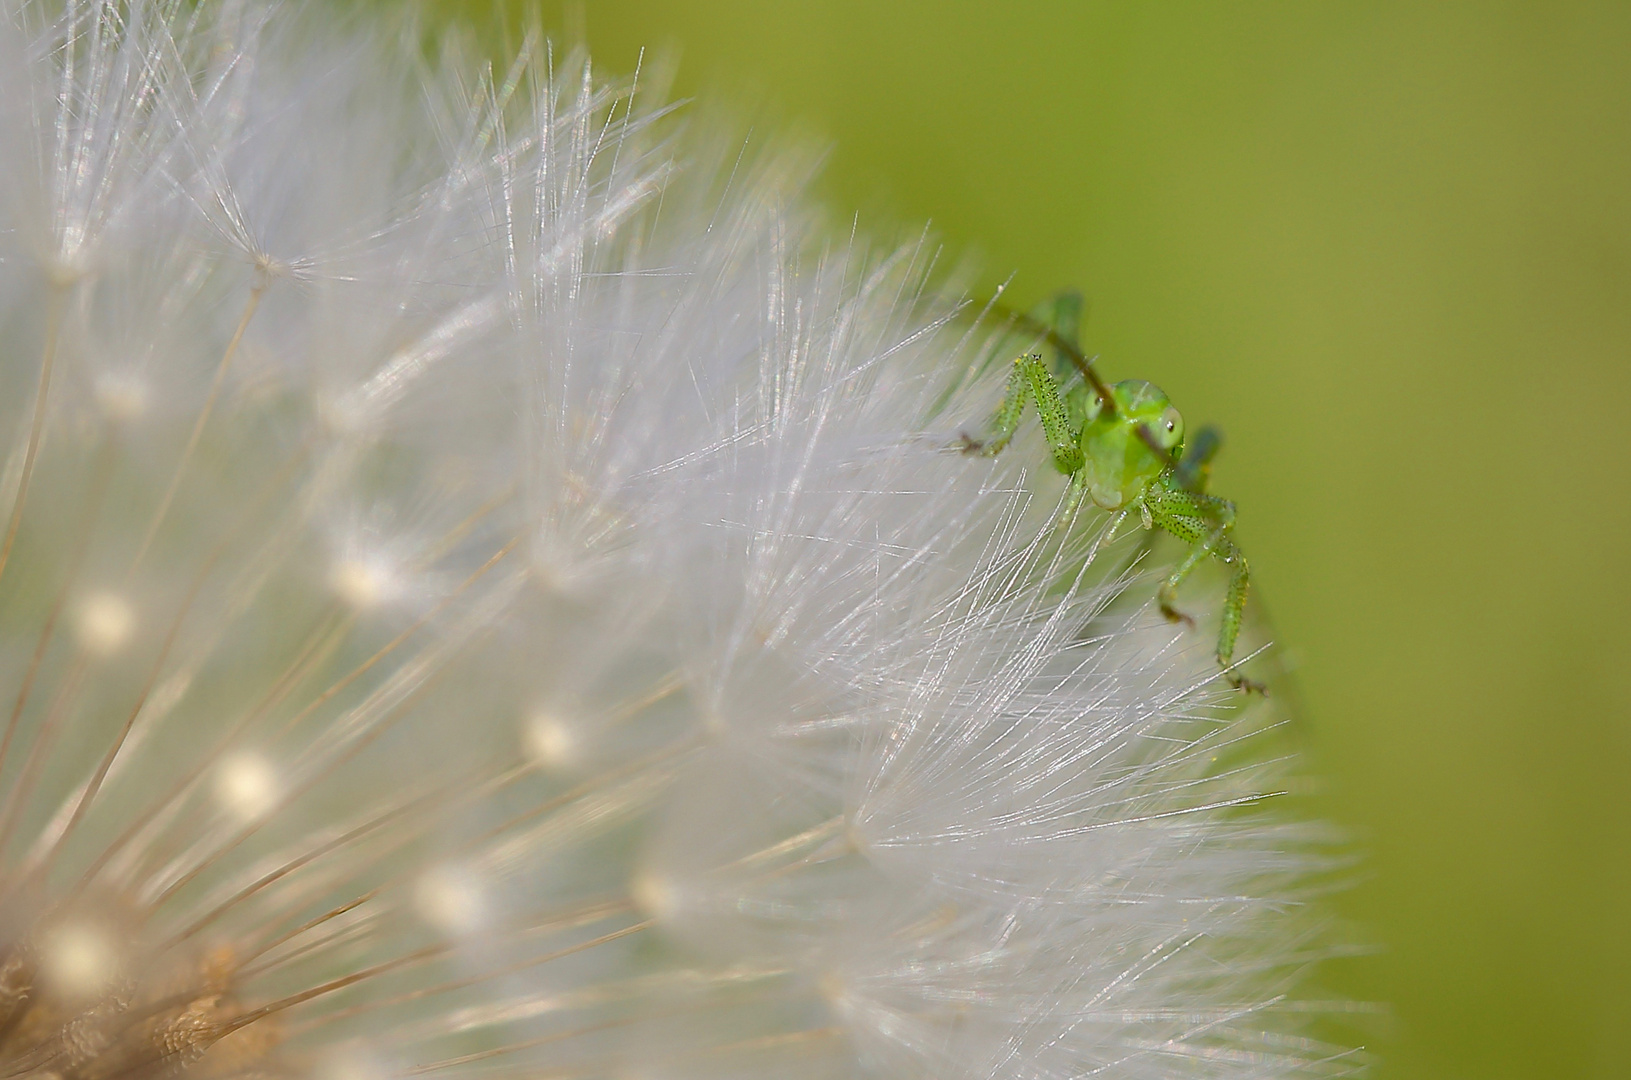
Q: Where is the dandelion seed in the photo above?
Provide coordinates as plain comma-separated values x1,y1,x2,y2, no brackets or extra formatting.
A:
523,710,582,773
212,752,278,823
73,591,135,656
329,556,400,612
413,864,486,937
93,371,149,422
39,919,122,1000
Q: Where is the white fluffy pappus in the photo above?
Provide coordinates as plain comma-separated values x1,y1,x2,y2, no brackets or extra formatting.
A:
0,2,1353,1079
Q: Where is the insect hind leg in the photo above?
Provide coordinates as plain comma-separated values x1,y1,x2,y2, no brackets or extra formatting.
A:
1214,541,1264,693
1146,485,1263,693
963,356,1031,456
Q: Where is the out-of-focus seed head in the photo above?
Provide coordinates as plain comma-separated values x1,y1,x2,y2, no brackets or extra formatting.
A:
0,3,1352,1080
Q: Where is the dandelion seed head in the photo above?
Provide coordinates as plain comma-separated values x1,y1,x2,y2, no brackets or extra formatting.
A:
0,1,1351,1077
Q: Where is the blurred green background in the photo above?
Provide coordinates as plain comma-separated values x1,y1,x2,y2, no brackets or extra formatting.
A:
417,2,1628,1076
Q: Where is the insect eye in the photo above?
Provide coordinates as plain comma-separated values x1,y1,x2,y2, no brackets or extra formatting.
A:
1158,406,1184,447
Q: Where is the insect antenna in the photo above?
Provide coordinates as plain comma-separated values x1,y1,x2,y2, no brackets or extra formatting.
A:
975,295,1118,413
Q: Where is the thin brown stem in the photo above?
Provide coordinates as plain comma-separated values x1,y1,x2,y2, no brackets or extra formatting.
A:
149,656,458,910
161,795,439,952
277,536,520,739
0,282,67,588
39,441,314,877
0,656,87,859
417,482,517,567
479,736,695,850
47,527,232,869
0,433,116,781
127,283,265,577
234,887,385,978
221,942,453,1035
704,1026,846,1057
83,489,503,894
70,607,349,895
285,918,650,1036
722,814,845,873
402,1014,643,1075
145,536,518,911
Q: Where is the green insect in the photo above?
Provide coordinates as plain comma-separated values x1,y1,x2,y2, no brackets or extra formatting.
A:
963,291,1263,693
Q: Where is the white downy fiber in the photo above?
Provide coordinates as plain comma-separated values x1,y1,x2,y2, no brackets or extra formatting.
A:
0,2,1350,1078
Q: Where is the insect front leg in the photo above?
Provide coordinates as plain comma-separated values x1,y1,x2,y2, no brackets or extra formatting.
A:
1158,539,1208,629
1017,354,1085,475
